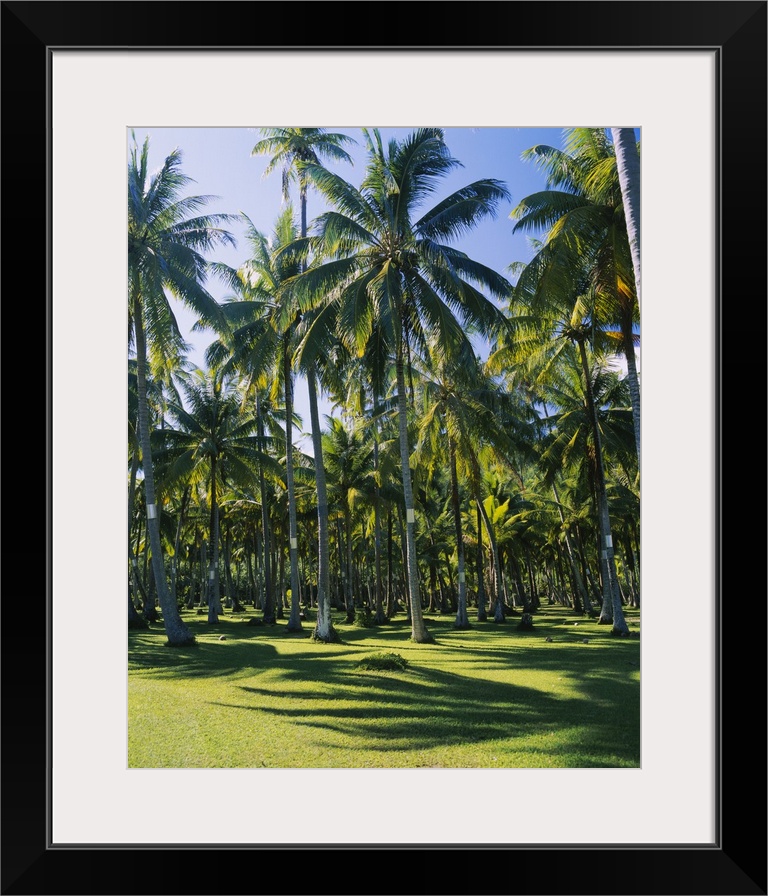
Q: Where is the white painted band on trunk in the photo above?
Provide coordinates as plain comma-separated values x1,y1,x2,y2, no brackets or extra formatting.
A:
131,558,138,567
459,572,465,583
406,509,415,524
605,535,613,547
146,503,157,519
209,569,216,581
290,538,298,550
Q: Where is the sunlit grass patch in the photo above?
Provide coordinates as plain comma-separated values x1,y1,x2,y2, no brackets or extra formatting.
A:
129,605,639,769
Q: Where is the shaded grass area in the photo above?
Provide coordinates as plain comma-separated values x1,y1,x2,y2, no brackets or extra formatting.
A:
128,606,640,769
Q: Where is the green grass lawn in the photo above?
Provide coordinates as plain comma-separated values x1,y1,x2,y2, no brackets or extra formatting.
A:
128,605,640,769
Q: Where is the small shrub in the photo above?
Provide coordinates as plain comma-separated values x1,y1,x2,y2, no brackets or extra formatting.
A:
355,651,409,672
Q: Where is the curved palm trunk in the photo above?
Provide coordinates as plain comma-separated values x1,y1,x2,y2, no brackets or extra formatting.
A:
475,501,487,621
284,347,302,632
207,464,220,625
131,289,194,646
372,422,386,624
476,495,505,622
343,505,355,623
576,339,629,635
395,355,432,643
612,128,641,466
298,180,335,639
131,517,150,608
449,440,470,629
255,396,275,623
611,128,641,305
307,368,337,642
128,441,147,629
623,324,642,467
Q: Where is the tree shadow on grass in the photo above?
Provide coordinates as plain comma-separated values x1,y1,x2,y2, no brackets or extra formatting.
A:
209,657,639,767
128,626,283,679
129,610,639,766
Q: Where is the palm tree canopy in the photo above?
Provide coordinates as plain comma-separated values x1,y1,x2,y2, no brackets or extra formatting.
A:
509,128,638,338
251,127,357,202
154,367,280,499
128,133,238,362
289,127,514,366
205,206,305,398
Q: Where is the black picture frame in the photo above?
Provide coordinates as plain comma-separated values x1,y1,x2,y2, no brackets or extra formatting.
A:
2,2,765,894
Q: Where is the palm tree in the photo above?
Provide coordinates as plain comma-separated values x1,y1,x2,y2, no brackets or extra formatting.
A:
322,415,376,623
414,345,497,629
251,127,357,243
291,128,513,643
128,133,236,645
155,366,276,624
252,127,356,642
206,208,308,632
206,253,287,625
511,128,640,465
493,302,634,635
319,339,396,625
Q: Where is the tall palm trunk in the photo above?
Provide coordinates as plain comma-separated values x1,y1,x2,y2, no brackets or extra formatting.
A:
343,505,355,623
372,419,386,624
284,344,302,632
207,462,220,625
171,486,190,606
131,515,150,608
307,367,336,641
131,289,194,645
255,396,275,623
475,501,487,621
476,493,505,622
223,525,240,611
615,303,642,468
624,324,642,467
612,128,641,466
551,481,592,615
611,128,641,305
296,177,334,639
576,338,629,635
395,354,432,643
385,509,396,618
128,441,147,628
449,440,470,629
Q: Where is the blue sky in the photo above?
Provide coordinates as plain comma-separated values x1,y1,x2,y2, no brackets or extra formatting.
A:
129,126,633,451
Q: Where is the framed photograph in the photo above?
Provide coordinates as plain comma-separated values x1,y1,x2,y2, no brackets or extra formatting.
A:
3,2,764,894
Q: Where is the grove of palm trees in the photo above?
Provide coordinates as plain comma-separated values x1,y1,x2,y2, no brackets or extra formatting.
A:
128,125,641,769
